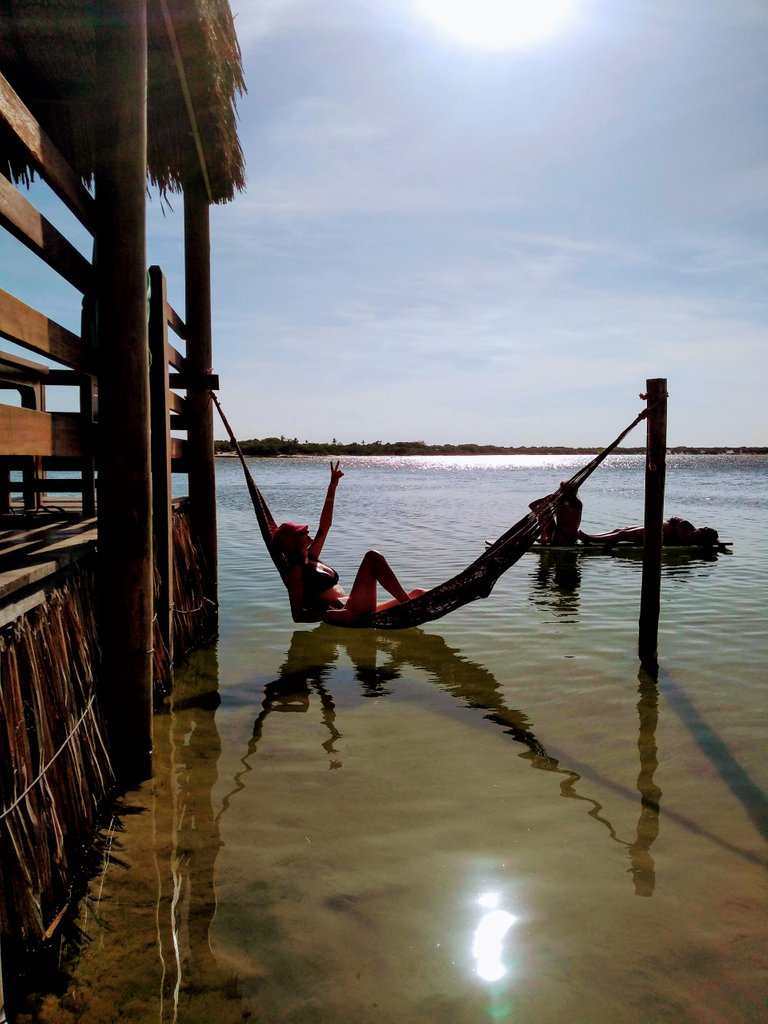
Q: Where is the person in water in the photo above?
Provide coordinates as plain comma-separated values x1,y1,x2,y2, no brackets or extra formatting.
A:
529,482,583,545
578,517,719,547
272,461,426,625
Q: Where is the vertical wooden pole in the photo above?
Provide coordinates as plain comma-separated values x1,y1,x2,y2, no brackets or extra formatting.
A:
148,265,174,666
80,373,97,518
95,0,153,784
638,378,667,670
184,183,218,624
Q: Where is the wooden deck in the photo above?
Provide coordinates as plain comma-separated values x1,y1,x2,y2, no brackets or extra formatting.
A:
528,541,732,556
0,506,96,626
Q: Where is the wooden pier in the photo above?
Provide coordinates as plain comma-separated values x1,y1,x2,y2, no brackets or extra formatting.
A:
0,1,245,1011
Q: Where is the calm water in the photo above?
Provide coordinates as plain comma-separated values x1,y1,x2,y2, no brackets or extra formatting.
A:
28,455,767,1023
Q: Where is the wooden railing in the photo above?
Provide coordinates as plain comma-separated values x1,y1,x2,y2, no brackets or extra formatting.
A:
147,264,219,661
0,70,97,515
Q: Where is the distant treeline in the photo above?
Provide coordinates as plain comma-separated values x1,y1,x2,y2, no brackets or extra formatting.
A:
214,437,767,458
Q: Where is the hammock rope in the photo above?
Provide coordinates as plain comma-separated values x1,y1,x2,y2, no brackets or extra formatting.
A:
211,392,648,630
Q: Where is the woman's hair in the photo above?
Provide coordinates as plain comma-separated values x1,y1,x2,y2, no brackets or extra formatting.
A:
273,522,308,554
693,526,719,545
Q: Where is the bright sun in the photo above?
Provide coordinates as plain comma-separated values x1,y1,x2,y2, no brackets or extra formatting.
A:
415,0,576,50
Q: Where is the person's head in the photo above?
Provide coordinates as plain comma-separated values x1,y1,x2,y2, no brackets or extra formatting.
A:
559,481,583,509
692,526,719,546
671,519,719,546
273,522,311,558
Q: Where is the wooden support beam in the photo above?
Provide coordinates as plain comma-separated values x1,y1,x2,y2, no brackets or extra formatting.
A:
95,0,153,785
0,288,93,372
0,173,93,293
169,372,219,390
638,378,668,671
148,265,174,665
166,304,187,343
183,184,218,623
0,406,87,457
0,70,96,231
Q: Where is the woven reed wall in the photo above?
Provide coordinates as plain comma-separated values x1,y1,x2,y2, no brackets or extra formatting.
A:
153,500,217,698
171,500,217,661
0,561,113,946
0,502,215,958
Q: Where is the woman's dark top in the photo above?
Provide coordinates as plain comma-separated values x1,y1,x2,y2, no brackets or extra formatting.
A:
302,561,339,598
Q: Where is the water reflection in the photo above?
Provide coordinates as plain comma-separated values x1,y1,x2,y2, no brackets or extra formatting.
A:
221,628,666,895
471,891,517,983
150,646,237,1020
529,550,581,619
529,545,725,617
628,667,662,897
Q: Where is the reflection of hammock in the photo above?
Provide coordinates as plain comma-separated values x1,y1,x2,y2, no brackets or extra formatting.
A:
211,392,647,629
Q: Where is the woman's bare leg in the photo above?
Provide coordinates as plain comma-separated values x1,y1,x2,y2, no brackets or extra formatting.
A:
579,526,644,544
323,550,424,623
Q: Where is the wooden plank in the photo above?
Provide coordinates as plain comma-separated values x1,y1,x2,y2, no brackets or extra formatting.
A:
148,265,174,662
166,303,186,342
166,340,185,369
170,437,186,460
0,544,96,606
169,391,185,413
0,289,92,372
0,71,96,231
169,372,218,390
45,369,91,386
0,174,93,293
527,542,731,555
0,406,87,457
0,350,49,377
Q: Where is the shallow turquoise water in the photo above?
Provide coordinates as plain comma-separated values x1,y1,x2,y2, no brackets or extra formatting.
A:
29,454,768,1022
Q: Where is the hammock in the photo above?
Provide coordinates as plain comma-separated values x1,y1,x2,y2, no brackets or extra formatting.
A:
211,392,648,630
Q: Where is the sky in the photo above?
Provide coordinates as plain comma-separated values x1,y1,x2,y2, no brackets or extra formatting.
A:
3,0,767,446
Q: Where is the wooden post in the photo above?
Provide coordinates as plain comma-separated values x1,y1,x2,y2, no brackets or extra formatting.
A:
638,378,667,670
148,265,174,666
94,0,153,784
183,183,218,623
80,373,97,518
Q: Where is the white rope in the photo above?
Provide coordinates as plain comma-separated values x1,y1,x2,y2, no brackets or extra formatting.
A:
0,694,97,823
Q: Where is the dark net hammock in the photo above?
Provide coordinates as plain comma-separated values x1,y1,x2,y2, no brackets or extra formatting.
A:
211,393,648,630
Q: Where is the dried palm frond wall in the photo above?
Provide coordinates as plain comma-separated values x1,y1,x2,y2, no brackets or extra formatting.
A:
0,503,215,954
0,561,113,946
153,499,218,699
171,500,217,657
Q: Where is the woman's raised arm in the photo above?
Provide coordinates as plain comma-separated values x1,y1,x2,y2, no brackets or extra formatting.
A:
308,461,344,561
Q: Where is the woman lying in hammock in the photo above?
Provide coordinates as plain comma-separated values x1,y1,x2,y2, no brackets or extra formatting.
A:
272,461,426,625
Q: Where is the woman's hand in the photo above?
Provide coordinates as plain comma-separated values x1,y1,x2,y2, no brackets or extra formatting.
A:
330,460,344,485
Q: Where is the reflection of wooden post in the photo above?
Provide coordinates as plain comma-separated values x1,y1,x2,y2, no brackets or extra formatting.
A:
638,378,667,670
95,0,153,783
148,265,173,666
1,934,6,1024
184,184,218,622
628,666,662,896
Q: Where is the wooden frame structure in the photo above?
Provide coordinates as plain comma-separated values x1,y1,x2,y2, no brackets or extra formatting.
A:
0,1,244,779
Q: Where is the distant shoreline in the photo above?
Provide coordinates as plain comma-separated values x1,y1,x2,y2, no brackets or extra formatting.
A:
214,441,766,458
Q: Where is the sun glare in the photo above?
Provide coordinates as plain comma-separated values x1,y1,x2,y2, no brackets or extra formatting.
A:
415,0,576,50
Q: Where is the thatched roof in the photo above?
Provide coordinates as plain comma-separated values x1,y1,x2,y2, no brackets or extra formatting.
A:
0,0,246,203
